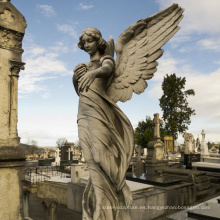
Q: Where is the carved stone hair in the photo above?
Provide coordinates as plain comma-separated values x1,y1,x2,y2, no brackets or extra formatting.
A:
78,27,107,55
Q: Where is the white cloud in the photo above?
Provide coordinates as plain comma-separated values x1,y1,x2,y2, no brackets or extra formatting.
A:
49,42,69,53
37,4,56,17
18,114,78,146
19,42,71,96
56,24,78,39
156,0,220,53
197,38,220,52
78,3,94,10
156,0,220,35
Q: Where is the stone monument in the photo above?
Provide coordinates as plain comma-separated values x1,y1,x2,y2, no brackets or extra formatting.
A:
183,132,194,154
55,148,60,166
196,136,200,152
200,129,209,157
0,0,27,219
145,113,168,175
134,145,145,178
72,4,183,220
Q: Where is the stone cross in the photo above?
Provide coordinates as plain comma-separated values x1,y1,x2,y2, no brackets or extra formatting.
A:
135,145,142,161
67,148,72,161
201,129,205,141
153,113,163,139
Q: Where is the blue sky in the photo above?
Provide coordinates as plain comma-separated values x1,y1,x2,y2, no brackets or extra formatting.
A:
12,0,220,146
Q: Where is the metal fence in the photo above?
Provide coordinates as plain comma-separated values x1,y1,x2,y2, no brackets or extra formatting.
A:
24,166,70,187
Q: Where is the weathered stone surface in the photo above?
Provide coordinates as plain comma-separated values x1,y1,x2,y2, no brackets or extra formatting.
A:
0,0,26,147
0,167,24,220
42,199,58,220
0,1,26,219
0,0,26,34
183,132,194,154
0,145,25,161
38,182,68,206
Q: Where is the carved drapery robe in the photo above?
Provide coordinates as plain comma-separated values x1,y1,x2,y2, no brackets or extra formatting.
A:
77,57,134,220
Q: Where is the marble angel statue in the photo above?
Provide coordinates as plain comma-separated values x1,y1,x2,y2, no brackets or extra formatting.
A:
72,4,184,220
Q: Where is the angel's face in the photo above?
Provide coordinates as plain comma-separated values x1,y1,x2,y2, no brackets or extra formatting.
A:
81,34,98,56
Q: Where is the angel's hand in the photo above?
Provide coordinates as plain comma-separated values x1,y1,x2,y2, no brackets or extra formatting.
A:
78,70,96,92
73,63,87,81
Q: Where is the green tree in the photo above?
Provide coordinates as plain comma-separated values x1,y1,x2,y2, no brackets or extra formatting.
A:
159,73,195,140
135,116,165,148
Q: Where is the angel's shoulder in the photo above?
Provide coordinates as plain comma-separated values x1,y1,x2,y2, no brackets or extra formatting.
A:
100,55,115,65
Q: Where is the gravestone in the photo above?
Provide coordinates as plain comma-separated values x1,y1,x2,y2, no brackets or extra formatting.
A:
145,113,168,175
55,148,60,166
200,129,209,157
183,132,194,154
0,0,26,219
134,145,145,178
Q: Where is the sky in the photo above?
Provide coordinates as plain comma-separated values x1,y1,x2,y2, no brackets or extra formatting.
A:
11,0,220,147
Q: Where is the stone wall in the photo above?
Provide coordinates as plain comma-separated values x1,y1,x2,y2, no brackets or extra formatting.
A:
67,182,195,220
38,181,68,206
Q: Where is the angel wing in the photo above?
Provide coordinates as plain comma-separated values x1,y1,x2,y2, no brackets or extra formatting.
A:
106,4,184,103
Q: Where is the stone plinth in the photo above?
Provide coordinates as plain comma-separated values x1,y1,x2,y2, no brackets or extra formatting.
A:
70,163,89,183
0,152,25,220
145,139,168,175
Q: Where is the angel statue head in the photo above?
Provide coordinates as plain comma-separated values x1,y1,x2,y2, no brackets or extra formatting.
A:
78,27,107,55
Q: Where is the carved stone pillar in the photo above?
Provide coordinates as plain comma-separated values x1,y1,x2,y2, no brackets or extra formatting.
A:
9,61,25,141
0,0,27,219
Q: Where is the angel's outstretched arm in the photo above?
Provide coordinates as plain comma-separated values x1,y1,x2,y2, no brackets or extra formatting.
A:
78,59,114,92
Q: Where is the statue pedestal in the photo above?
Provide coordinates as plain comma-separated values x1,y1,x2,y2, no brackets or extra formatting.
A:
0,146,26,219
145,139,168,176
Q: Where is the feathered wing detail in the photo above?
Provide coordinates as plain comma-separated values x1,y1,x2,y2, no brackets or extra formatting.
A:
106,3,184,103
103,35,115,57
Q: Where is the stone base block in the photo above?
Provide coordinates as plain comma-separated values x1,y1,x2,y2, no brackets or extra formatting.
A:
145,160,168,176
0,137,21,147
0,145,25,161
0,166,24,220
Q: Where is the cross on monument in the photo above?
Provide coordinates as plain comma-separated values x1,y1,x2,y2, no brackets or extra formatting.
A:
153,113,163,139
201,129,205,141
66,148,72,161
135,145,142,161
